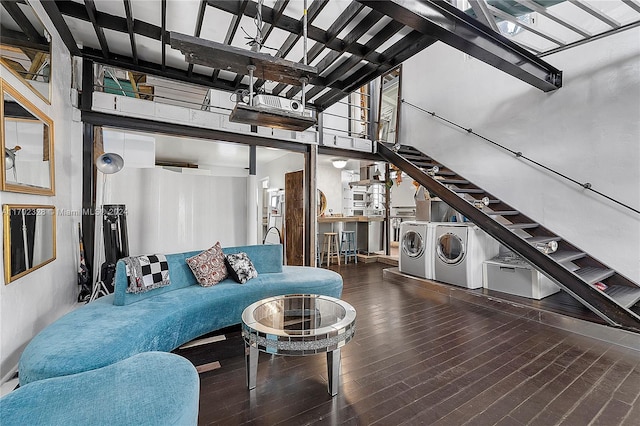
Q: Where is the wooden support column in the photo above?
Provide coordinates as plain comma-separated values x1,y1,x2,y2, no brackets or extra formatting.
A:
305,144,318,267
385,162,391,255
247,145,258,245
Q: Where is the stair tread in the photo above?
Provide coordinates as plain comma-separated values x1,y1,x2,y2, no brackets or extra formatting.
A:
506,223,539,229
398,147,420,155
604,285,640,308
526,236,563,244
575,266,615,285
452,188,485,194
549,250,586,264
487,210,520,216
385,144,640,321
439,179,470,185
416,162,440,168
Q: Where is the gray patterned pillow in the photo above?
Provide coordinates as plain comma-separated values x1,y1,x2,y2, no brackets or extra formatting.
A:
224,252,258,284
186,242,228,287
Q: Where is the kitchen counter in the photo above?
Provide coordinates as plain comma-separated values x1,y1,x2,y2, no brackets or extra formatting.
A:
318,216,385,255
318,216,385,223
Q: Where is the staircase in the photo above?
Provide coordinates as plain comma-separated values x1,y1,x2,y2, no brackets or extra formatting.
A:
378,142,640,332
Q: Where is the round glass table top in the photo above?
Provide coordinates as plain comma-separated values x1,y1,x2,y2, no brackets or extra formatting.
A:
241,294,356,356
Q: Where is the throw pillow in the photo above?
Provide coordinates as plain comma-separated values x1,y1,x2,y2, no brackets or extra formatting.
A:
186,242,228,287
225,252,258,284
123,254,171,294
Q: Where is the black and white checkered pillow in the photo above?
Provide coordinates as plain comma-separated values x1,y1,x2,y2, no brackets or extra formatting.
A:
139,255,169,287
124,254,171,294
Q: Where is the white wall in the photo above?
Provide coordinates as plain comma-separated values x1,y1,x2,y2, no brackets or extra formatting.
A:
256,152,304,241
105,168,248,255
0,1,82,380
257,152,305,190
400,29,640,282
317,163,343,215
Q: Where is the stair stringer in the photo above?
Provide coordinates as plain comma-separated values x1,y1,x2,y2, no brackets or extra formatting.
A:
377,142,640,332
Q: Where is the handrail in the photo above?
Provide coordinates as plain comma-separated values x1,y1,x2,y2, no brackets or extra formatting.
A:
402,99,639,216
377,142,640,331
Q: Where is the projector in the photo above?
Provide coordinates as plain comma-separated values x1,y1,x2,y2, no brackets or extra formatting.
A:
252,94,312,117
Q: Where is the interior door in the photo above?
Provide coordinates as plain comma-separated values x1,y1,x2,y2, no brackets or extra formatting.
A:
285,170,304,266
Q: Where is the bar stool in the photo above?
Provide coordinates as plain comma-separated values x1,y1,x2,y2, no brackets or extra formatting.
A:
341,231,357,264
320,232,341,266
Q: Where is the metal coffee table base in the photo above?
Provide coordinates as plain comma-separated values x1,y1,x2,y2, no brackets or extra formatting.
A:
246,344,342,396
241,295,356,397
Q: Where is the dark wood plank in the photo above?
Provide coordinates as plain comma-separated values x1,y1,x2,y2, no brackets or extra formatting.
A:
169,32,317,86
192,262,640,425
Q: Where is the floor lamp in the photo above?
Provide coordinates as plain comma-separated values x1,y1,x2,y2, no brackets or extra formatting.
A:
89,152,124,302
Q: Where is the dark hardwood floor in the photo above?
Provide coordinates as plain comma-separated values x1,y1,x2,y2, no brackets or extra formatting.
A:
185,263,640,425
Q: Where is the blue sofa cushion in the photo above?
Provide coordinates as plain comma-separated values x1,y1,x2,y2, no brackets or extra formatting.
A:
18,264,342,385
2,352,199,426
114,244,284,306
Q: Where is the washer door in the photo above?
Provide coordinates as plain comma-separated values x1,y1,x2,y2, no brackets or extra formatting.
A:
437,232,465,264
402,230,425,258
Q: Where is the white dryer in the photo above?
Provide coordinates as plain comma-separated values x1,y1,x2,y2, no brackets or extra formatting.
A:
433,223,499,289
399,221,436,279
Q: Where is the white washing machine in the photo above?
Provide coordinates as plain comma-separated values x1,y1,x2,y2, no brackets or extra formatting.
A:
399,221,436,279
433,223,499,289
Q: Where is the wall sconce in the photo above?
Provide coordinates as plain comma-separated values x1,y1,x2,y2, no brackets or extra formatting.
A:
332,159,347,169
535,240,558,254
473,197,491,209
5,146,21,170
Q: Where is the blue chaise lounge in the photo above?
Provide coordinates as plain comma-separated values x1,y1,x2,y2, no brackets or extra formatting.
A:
1,352,200,426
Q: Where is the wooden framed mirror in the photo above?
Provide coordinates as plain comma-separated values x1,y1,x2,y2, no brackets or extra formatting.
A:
0,2,52,103
378,65,402,145
3,204,56,283
1,79,55,195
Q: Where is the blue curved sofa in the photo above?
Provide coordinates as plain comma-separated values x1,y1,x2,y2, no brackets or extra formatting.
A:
18,244,343,385
1,352,199,426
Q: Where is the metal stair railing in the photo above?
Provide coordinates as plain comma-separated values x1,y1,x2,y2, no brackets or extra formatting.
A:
377,142,640,332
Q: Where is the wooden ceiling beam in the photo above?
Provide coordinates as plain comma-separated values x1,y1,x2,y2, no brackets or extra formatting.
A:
82,46,247,93
56,1,162,40
40,0,81,56
1,1,41,42
288,20,404,99
254,0,325,90
259,0,289,43
207,1,383,67
313,31,438,109
269,1,364,96
188,0,207,77
84,0,109,59
0,25,48,53
161,0,167,71
272,8,383,98
122,0,138,65
211,0,250,82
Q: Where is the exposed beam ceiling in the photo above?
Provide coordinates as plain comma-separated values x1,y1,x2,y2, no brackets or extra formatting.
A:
23,0,638,111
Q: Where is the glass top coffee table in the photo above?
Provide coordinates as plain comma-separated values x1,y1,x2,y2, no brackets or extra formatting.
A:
241,294,356,396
